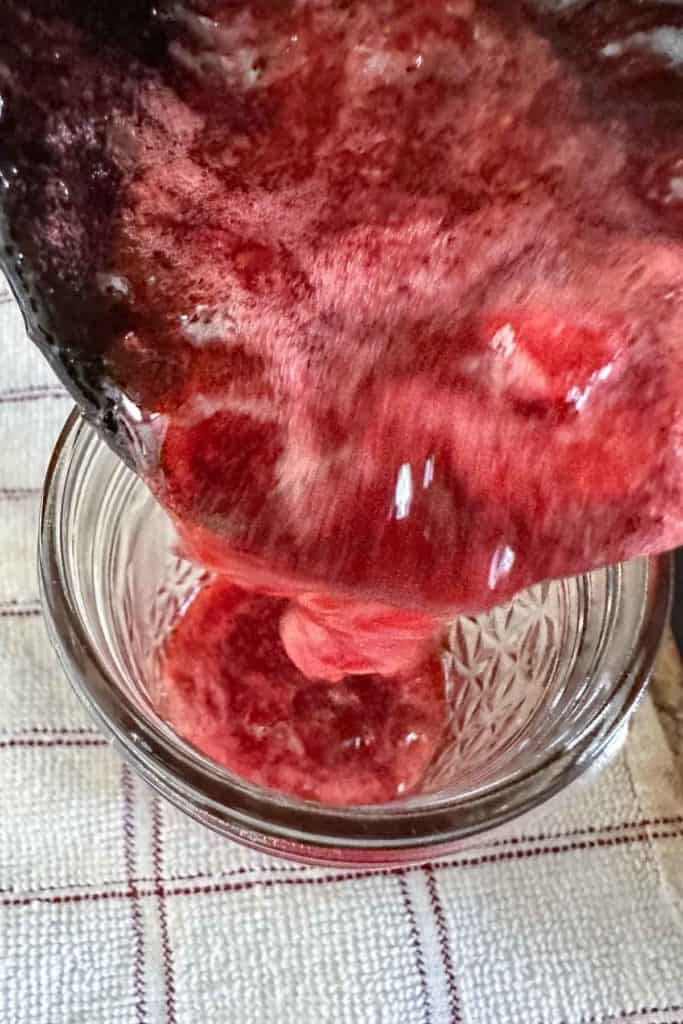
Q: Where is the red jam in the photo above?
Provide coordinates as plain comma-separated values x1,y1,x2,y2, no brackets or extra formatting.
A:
158,580,448,805
3,2,683,801
117,0,682,618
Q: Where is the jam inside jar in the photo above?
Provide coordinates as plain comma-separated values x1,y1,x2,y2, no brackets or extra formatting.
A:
156,580,450,806
2,2,683,806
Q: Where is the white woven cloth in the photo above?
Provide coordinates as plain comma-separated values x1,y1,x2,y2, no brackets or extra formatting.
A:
1,281,683,1024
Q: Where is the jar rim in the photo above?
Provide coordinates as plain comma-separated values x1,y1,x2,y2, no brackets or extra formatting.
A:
38,408,673,863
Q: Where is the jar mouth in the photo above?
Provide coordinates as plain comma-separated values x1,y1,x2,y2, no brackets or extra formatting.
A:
39,408,672,862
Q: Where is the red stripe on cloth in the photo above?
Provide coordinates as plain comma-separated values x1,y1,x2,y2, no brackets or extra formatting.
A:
121,764,147,1024
164,867,390,898
0,737,108,749
489,815,683,848
434,828,683,872
562,1004,683,1024
3,727,102,736
2,826,683,906
0,859,309,897
397,875,432,1024
58,811,683,888
3,827,683,911
0,387,68,404
2,889,133,908
0,487,41,501
424,866,462,1024
152,798,177,1024
0,601,42,619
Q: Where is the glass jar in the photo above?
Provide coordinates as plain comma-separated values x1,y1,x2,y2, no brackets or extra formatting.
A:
38,409,672,867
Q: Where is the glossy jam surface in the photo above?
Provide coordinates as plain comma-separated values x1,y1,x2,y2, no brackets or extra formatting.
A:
158,580,448,804
2,2,683,798
2,1,682,617
130,0,683,615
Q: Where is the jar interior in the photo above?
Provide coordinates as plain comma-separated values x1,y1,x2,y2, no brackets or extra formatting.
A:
50,414,657,813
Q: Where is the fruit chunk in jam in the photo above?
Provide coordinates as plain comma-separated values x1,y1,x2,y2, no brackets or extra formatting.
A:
158,580,448,805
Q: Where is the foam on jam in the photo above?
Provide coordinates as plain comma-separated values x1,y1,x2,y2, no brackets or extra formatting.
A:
114,0,683,617
3,0,683,619
2,2,683,792
157,579,448,804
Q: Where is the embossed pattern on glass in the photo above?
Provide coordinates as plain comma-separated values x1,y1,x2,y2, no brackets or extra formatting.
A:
39,412,670,861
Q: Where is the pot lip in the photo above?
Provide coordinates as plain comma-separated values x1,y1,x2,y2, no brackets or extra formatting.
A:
38,407,673,856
